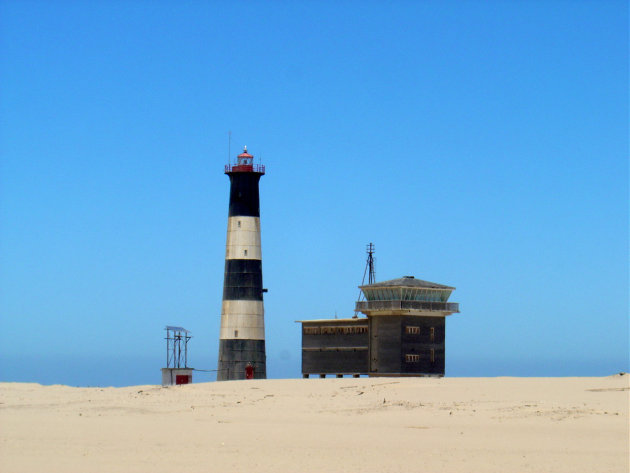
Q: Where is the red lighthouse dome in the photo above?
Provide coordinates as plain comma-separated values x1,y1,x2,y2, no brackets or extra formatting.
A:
226,145,265,174
237,145,254,165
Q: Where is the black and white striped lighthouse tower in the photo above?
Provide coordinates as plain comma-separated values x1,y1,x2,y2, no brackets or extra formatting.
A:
217,146,266,380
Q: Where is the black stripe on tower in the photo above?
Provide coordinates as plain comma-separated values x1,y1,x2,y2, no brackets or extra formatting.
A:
218,339,267,379
222,260,263,301
228,173,261,218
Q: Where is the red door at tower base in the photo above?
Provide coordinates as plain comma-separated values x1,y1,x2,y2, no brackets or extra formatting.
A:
245,365,254,379
176,375,190,385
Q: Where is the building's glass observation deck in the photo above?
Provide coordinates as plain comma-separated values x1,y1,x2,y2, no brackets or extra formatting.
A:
355,300,460,313
357,276,459,315
362,287,452,302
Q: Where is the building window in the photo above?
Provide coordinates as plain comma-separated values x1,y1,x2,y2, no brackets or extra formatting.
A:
405,354,420,363
237,221,241,228
303,327,320,335
430,327,435,341
405,326,420,335
319,325,367,335
244,249,248,256
234,330,238,337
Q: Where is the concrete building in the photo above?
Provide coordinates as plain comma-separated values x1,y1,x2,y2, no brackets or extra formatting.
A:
300,318,369,377
217,146,267,380
161,368,193,386
299,276,460,377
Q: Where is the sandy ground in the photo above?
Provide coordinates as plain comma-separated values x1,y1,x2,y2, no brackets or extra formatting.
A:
0,375,628,473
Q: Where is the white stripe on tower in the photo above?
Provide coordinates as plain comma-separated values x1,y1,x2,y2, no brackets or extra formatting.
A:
225,216,262,261
220,300,265,340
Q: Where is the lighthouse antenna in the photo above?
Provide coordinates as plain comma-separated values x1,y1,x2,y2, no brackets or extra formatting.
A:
228,131,232,162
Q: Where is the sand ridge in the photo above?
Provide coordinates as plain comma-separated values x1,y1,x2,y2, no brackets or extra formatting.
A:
1,375,628,472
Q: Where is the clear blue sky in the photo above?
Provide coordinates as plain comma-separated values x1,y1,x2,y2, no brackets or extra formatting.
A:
1,1,627,386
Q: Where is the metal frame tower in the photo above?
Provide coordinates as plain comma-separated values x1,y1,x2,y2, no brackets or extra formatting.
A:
165,326,191,369
162,326,193,385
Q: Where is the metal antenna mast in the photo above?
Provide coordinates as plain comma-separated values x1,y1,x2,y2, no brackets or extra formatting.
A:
366,242,375,284
355,243,376,315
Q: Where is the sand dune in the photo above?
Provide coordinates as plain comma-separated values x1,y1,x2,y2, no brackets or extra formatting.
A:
1,375,628,472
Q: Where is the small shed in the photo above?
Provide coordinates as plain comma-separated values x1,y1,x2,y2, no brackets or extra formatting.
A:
161,368,193,386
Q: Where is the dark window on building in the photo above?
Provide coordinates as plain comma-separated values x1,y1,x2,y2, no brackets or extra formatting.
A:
430,327,435,342
405,354,420,363
405,326,420,335
320,325,367,335
430,349,435,363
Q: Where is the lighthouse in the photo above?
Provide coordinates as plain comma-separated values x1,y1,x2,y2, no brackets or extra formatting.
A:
217,146,267,380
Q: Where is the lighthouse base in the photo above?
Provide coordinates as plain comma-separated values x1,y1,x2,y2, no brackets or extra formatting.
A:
217,339,266,381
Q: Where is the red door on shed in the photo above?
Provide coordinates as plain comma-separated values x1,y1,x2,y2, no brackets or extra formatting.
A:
175,375,189,385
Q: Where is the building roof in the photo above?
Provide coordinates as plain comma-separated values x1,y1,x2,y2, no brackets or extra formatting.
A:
295,317,368,324
360,276,454,290
237,145,253,159
165,325,191,333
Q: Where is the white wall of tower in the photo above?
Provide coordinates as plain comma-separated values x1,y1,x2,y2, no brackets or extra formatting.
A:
225,216,262,260
219,317,264,340
220,300,265,340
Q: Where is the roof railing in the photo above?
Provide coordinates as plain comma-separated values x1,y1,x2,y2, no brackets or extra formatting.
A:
225,163,266,174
